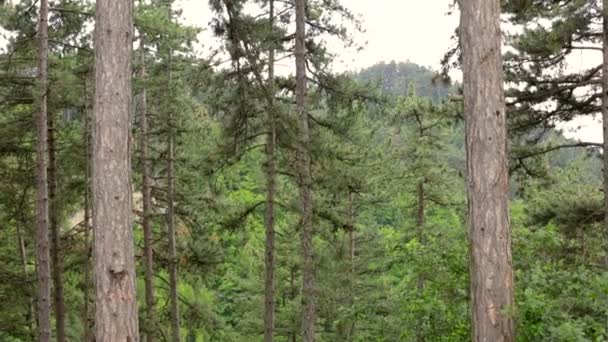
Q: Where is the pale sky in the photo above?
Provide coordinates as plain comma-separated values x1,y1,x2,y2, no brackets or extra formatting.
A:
176,0,460,73
175,0,602,143
0,0,603,143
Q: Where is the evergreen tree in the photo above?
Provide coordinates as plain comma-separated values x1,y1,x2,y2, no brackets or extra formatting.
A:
461,0,515,340
92,0,140,339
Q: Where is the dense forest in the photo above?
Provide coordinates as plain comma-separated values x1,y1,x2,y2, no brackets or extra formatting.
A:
0,0,607,341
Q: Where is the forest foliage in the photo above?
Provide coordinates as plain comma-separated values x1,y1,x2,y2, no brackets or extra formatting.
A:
0,0,607,341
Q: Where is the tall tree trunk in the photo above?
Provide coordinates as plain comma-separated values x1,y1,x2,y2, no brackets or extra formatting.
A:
460,0,515,341
347,191,355,342
415,180,425,342
140,39,156,342
35,0,52,340
167,48,181,342
48,110,66,342
602,0,608,335
295,0,315,341
92,0,140,340
82,77,93,342
264,1,276,341
416,180,425,290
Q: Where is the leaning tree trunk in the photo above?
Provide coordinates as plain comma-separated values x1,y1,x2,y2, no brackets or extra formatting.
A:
35,0,52,340
264,1,277,341
139,39,157,342
92,0,140,340
48,110,66,342
167,49,181,342
294,0,316,341
460,0,515,341
602,0,608,335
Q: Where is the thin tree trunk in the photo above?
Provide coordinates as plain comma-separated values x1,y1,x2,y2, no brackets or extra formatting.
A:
92,0,140,340
48,109,67,342
290,266,297,342
415,180,425,342
416,180,425,290
167,48,180,342
602,0,608,335
140,39,156,342
82,77,93,342
347,191,355,342
264,1,277,341
17,222,30,310
460,0,515,341
16,188,35,339
294,0,315,341
35,0,52,340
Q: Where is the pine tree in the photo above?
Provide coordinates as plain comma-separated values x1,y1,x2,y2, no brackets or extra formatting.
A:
460,0,515,340
264,1,277,341
138,30,157,342
35,0,52,340
92,0,140,339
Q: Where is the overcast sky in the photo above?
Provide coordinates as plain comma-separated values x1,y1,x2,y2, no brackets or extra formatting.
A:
175,0,602,143
0,0,603,142
176,0,459,72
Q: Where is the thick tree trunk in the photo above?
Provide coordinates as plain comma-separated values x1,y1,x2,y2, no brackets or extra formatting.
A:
92,0,140,340
264,1,276,341
460,0,515,341
48,110,67,342
35,0,52,340
167,49,180,342
82,77,93,342
295,0,315,341
139,40,156,342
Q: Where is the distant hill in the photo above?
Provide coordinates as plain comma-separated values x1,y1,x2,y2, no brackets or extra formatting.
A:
356,61,451,101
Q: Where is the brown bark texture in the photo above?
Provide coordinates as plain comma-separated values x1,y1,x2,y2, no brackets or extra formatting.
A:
460,0,515,340
295,0,316,341
92,0,140,340
35,0,52,340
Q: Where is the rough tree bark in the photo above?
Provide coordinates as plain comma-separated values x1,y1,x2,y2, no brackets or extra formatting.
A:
167,49,180,342
92,0,140,340
460,0,515,341
35,0,52,340
48,109,66,342
139,39,156,342
294,0,315,341
264,1,277,341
